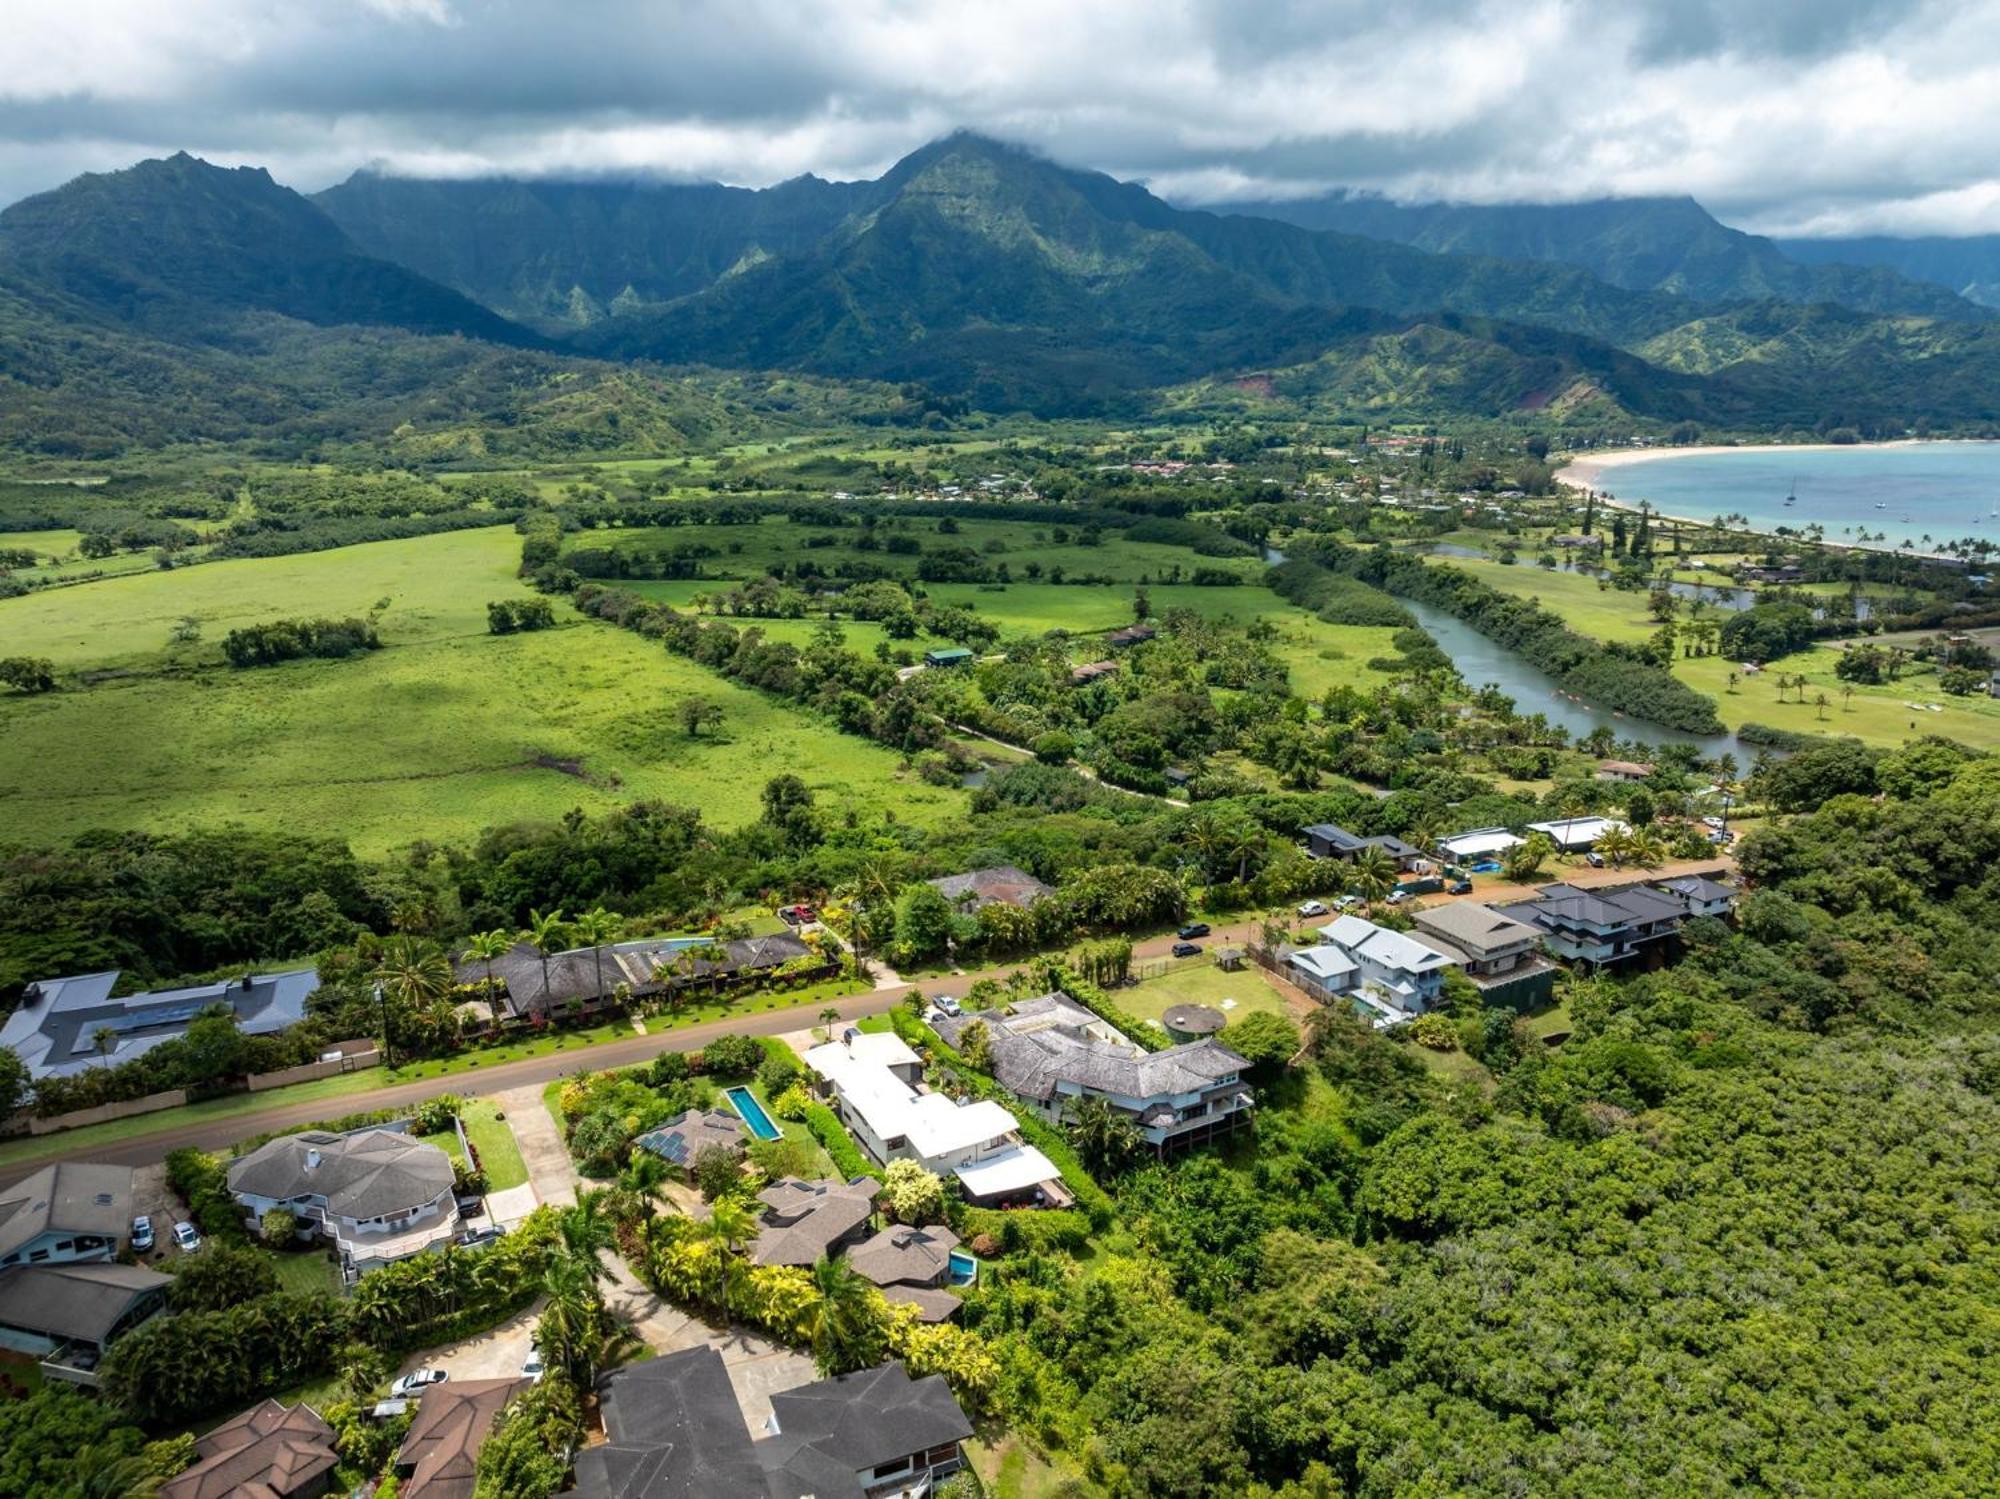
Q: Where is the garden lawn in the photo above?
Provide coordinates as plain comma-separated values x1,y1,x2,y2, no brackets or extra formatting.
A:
1116,963,1298,1035
0,530,959,853
261,1246,344,1296
415,1100,531,1193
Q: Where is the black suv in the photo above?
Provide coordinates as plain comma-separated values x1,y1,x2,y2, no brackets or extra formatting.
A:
1176,922,1211,939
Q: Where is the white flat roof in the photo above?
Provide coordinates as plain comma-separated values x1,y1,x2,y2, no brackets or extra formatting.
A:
840,1030,921,1069
806,1039,1016,1161
1439,829,1525,858
954,1145,1062,1197
1525,816,1627,848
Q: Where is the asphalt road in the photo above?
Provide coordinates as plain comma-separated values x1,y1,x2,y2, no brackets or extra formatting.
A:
0,854,1730,1188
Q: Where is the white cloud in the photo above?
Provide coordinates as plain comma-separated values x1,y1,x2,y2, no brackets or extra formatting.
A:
2,0,1999,234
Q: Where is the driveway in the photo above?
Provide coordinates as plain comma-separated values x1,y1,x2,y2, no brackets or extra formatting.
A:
394,1299,542,1385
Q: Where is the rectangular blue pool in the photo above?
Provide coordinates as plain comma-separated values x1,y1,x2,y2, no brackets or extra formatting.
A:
948,1249,978,1286
724,1085,783,1142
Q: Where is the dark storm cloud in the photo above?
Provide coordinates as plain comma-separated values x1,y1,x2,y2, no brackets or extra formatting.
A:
3,0,1999,235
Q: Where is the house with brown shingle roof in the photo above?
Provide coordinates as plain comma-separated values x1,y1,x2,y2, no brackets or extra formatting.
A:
927,864,1055,912
396,1376,531,1499
847,1224,963,1322
157,1399,339,1499
748,1178,877,1267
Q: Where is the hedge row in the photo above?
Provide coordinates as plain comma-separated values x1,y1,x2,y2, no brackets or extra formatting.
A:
803,1103,879,1183
165,1147,249,1243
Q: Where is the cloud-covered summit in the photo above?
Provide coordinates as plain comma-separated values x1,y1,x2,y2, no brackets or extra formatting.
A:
4,0,1997,235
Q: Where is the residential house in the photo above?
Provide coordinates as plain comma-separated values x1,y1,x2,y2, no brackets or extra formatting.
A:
1655,874,1738,920
1553,533,1604,550
803,1033,1064,1207
1524,816,1628,852
1,968,318,1080
1437,827,1525,862
923,647,974,668
158,1399,340,1499
1069,659,1119,685
0,1161,135,1268
0,1261,170,1386
1314,914,1458,1023
927,864,1054,912
635,1108,748,1171
1106,623,1157,647
748,1178,879,1267
1595,759,1656,783
227,1128,459,1275
1284,944,1359,1002
1300,824,1428,870
847,1224,964,1322
453,931,825,1022
576,1345,972,1499
1411,902,1558,1010
934,994,1253,1154
1498,882,1687,970
395,1377,531,1499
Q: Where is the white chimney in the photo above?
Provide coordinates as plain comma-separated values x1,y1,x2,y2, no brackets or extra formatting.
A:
305,1148,321,1171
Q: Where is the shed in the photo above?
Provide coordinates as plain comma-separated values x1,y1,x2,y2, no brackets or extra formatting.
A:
925,647,975,668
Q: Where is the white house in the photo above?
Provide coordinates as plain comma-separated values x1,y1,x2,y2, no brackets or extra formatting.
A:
1316,914,1458,1022
1285,944,1359,1000
227,1129,459,1276
804,1032,1063,1206
0,1163,135,1269
1524,816,1628,852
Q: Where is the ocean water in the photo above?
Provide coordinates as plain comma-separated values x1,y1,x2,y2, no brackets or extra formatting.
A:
1579,441,2000,553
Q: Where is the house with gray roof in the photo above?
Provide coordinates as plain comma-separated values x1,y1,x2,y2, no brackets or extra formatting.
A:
935,994,1253,1154
748,1178,877,1268
576,1346,971,1499
1411,901,1558,1011
228,1128,458,1275
636,1108,748,1171
1301,824,1428,869
453,932,824,1022
0,1260,169,1386
1498,882,1688,970
847,1224,963,1323
927,863,1054,912
1,968,318,1080
1655,874,1738,920
0,1160,134,1268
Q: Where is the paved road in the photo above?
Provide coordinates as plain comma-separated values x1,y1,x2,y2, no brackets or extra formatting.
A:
0,852,1730,1189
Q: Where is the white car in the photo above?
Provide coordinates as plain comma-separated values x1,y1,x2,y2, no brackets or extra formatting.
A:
1333,895,1361,911
932,995,962,1017
130,1215,154,1253
391,1369,450,1399
172,1221,201,1252
1384,889,1412,905
1296,900,1329,918
521,1349,545,1385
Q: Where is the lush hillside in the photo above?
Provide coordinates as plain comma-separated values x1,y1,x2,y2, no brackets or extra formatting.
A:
0,154,536,346
1779,232,2000,310
1230,191,1984,320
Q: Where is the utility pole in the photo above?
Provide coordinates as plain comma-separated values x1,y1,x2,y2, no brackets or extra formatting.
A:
374,981,395,1069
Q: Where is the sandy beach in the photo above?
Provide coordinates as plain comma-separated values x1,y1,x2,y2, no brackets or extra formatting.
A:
1553,439,1931,494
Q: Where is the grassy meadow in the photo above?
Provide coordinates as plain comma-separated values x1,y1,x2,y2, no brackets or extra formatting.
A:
0,527,959,853
1442,555,2000,750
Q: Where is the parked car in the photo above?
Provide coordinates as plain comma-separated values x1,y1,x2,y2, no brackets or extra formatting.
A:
1585,852,1605,868
1333,895,1361,911
1447,879,1474,895
1296,900,1329,918
793,905,818,924
1700,816,1726,830
130,1215,154,1253
1384,890,1411,905
932,994,962,1018
521,1349,545,1385
1171,941,1203,958
391,1369,449,1398
172,1221,201,1253
1177,922,1211,939
455,1226,502,1249
1708,830,1735,845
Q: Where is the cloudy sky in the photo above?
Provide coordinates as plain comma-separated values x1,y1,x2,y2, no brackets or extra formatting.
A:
5,0,2000,236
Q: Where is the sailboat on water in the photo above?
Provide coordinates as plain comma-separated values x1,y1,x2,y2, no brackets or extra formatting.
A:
1783,474,1797,507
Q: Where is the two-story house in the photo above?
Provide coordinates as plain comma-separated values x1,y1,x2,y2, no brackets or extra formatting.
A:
227,1128,459,1276
1315,914,1458,1021
1498,882,1687,970
0,1161,134,1268
936,994,1253,1155
1411,901,1559,1010
803,1032,1064,1207
1655,874,1738,920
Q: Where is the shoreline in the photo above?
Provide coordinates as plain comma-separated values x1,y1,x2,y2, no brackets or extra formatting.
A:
1552,438,1946,494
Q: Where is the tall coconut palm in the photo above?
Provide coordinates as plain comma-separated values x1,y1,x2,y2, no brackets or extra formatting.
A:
535,1254,609,1387
613,1153,669,1224
460,928,514,1021
522,908,569,1020
570,906,621,1006
1595,824,1636,868
806,1256,888,1376
1349,845,1396,905
558,1189,616,1284
371,936,453,1010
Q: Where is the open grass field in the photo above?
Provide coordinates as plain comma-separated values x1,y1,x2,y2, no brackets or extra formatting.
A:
0,527,961,852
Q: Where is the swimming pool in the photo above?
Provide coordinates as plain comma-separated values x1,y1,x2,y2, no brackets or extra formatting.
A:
947,1249,978,1286
724,1086,783,1142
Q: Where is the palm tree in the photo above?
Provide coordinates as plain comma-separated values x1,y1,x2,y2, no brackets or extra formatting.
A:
558,1189,617,1284
1348,846,1396,905
818,1006,841,1040
460,928,514,1021
522,908,569,1020
613,1153,669,1224
806,1256,888,1376
1066,1095,1142,1175
570,906,622,1006
708,1195,760,1253
535,1254,609,1387
1628,829,1670,869
91,1025,116,1072
371,936,453,1009
1595,824,1636,868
